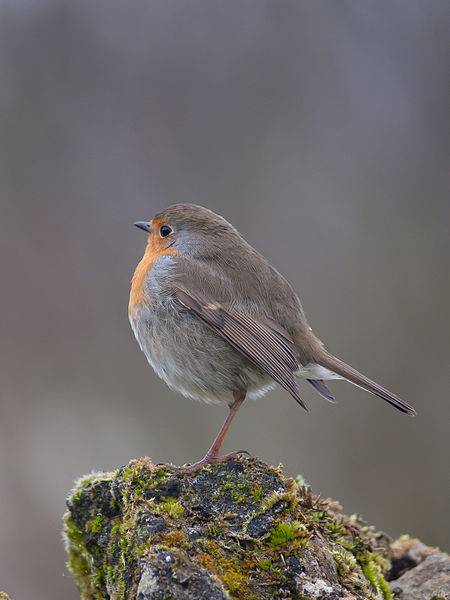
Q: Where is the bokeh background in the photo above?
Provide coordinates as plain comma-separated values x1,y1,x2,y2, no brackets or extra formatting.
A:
0,1,449,598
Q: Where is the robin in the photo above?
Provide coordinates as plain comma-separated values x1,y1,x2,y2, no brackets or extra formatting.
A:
129,204,416,472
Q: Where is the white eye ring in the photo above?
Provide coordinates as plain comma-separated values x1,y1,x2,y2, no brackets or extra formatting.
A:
159,225,172,238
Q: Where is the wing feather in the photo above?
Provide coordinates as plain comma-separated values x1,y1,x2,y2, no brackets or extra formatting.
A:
174,287,307,410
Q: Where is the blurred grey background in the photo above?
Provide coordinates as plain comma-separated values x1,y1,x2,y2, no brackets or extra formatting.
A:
0,1,449,598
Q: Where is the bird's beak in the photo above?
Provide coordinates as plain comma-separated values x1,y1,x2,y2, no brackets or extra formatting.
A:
134,221,151,233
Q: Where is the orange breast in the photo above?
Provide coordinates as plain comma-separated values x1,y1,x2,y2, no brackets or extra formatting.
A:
129,239,179,313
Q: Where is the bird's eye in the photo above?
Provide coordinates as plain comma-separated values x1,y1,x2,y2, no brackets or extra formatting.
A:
159,225,172,238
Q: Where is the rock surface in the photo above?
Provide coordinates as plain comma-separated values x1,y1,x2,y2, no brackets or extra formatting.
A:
388,537,449,600
63,457,448,600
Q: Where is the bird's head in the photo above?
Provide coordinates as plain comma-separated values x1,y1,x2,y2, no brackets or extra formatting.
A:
134,204,238,258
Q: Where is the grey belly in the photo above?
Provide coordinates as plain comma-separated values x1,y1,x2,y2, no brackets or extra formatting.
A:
130,302,273,404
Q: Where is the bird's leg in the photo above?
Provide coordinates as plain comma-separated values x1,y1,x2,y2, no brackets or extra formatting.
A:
176,391,246,473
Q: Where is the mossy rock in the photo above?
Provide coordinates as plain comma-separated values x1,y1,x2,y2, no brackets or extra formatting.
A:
64,456,395,600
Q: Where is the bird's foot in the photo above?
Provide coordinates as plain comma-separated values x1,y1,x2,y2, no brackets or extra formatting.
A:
175,450,250,474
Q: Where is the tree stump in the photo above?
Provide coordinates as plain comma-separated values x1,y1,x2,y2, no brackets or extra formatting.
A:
63,457,449,600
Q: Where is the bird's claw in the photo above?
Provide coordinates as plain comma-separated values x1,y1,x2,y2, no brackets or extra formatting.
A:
174,449,252,474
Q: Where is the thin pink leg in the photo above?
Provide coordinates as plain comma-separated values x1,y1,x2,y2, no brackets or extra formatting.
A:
176,391,246,473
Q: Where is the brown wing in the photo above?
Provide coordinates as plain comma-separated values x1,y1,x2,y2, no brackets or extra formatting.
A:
173,287,307,410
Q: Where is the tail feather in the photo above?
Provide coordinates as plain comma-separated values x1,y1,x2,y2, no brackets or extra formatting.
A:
317,352,416,416
307,379,336,403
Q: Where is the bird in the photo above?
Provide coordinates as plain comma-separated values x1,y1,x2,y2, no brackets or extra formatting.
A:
128,204,416,472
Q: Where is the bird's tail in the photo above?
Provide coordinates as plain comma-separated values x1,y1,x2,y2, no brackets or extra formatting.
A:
316,351,416,416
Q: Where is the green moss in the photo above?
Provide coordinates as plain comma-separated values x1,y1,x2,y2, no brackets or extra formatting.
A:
158,497,185,519
221,569,249,594
157,529,191,549
214,479,256,504
105,518,128,598
359,551,393,600
254,557,284,577
65,462,158,600
325,518,347,537
119,458,170,502
85,515,104,534
206,522,224,537
257,558,272,571
64,514,104,600
269,521,306,547
120,466,135,481
70,471,116,504
332,547,366,592
196,539,259,600
242,476,301,535
260,479,297,512
251,484,264,502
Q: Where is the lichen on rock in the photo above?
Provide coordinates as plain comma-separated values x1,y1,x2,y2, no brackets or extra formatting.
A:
64,456,403,599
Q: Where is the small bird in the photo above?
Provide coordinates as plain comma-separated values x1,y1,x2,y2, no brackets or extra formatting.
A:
129,204,416,472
